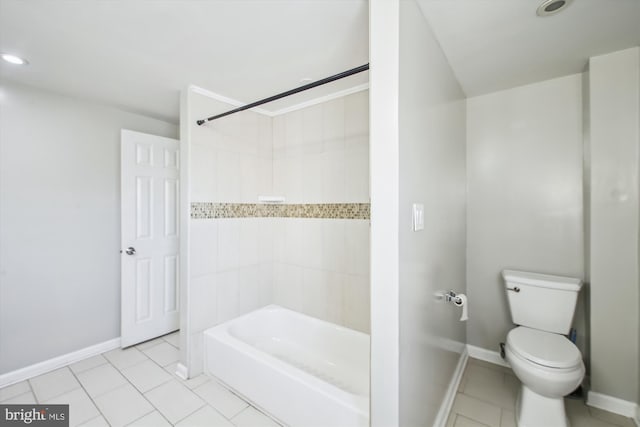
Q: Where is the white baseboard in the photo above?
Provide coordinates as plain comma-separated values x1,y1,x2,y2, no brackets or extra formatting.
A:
635,405,640,427
466,344,510,368
434,348,469,427
175,363,189,380
587,391,639,419
0,338,121,388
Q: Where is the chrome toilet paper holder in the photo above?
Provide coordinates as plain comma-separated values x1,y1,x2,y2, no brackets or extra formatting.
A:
444,290,463,305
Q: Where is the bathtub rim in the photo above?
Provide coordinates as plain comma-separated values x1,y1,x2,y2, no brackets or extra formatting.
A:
203,304,370,418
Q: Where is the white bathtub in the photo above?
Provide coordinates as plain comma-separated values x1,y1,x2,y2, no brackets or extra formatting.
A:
203,305,370,427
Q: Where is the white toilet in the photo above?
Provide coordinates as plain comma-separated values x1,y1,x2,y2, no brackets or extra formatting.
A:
502,270,585,427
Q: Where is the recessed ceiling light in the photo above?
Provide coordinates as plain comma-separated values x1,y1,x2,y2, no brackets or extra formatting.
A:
536,0,573,16
1,53,29,65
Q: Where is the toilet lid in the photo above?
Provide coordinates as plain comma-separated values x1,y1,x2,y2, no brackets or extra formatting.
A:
507,327,581,369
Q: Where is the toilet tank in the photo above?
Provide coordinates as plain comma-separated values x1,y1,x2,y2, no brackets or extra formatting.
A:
502,270,582,334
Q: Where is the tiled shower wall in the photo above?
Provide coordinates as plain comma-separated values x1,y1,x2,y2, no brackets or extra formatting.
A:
187,92,275,374
271,92,370,331
186,89,369,374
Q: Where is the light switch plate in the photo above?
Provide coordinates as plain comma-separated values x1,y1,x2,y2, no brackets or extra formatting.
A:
413,203,424,231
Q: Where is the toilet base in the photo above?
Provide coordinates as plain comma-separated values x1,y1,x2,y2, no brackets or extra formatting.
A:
516,384,570,427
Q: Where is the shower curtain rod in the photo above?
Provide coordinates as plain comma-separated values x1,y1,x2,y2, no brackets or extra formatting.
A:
196,63,369,126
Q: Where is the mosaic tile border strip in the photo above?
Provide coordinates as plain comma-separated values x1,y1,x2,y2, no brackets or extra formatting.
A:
191,202,370,220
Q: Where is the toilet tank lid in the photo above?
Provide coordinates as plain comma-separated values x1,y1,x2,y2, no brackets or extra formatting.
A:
502,270,582,292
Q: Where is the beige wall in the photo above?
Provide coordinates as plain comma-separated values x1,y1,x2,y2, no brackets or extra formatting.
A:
399,2,467,425
588,47,640,403
466,74,586,358
0,81,177,374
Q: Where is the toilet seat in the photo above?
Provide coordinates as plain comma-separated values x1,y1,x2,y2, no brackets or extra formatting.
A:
507,327,581,369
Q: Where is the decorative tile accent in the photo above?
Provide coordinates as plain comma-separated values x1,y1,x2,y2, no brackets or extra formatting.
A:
191,203,370,220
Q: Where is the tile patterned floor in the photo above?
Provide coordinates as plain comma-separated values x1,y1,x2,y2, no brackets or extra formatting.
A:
447,357,637,427
2,341,636,427
0,332,281,427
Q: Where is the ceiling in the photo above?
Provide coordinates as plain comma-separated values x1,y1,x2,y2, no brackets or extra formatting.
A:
1,0,640,123
418,0,640,97
0,0,369,123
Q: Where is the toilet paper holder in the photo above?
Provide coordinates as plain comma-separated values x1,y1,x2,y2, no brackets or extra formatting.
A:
438,290,469,321
444,290,463,305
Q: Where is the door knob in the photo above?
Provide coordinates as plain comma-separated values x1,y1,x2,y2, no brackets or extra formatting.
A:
125,247,136,255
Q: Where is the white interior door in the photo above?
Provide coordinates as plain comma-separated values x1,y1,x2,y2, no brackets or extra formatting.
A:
121,129,180,347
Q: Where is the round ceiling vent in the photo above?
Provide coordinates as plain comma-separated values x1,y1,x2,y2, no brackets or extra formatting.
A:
536,0,573,16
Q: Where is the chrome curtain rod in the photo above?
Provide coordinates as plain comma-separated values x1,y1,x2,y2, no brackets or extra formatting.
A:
196,63,369,126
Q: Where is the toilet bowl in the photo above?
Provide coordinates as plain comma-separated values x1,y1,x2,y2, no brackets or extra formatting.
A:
502,270,584,427
505,327,585,426
507,327,584,396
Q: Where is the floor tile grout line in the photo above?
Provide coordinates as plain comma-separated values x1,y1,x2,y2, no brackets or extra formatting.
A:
67,363,111,426
123,402,169,427
26,376,38,404
190,382,245,422
1,334,181,426
106,345,174,426
121,339,204,426
168,401,208,426
457,389,515,412
30,366,84,404
96,344,167,426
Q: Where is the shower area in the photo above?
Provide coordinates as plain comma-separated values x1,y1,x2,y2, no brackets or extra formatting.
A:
178,81,371,425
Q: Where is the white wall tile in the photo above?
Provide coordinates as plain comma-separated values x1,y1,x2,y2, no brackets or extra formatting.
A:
216,270,239,323
272,115,285,151
326,272,345,325
322,219,346,273
302,104,323,147
189,220,218,277
283,218,305,266
190,143,216,201
239,155,259,203
258,115,273,159
273,263,303,311
301,268,328,320
305,219,324,270
216,149,240,202
256,157,273,199
271,218,286,263
285,110,303,148
345,220,370,276
217,114,241,151
217,219,239,271
257,218,274,263
322,150,346,202
190,274,217,333
238,112,260,156
299,154,323,203
238,219,260,267
258,262,274,307
322,97,345,149
345,90,369,140
271,157,286,197
238,265,261,314
343,274,370,333
286,159,305,203
345,145,370,202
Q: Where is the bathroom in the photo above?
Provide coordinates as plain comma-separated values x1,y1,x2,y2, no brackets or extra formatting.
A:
0,1,639,426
